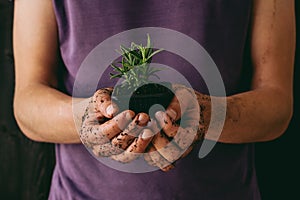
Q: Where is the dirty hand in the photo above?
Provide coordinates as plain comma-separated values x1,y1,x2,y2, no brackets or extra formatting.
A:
80,88,153,163
144,84,206,171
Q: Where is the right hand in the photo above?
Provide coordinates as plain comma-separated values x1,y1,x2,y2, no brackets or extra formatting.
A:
80,88,153,163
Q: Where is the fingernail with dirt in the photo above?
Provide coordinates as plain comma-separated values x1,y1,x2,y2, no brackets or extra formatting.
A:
167,109,177,121
125,111,134,121
147,119,160,133
137,113,148,126
106,105,114,116
141,129,154,139
155,111,164,121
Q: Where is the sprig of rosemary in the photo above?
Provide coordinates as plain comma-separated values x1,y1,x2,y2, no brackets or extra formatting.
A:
110,34,164,93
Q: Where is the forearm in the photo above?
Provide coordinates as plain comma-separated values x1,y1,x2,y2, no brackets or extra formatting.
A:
206,0,296,144
199,87,293,143
14,83,86,143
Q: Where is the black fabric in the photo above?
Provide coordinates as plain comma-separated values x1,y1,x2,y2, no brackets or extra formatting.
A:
0,1,55,199
255,1,300,199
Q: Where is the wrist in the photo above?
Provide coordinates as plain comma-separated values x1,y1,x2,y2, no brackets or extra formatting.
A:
72,97,91,133
196,92,211,138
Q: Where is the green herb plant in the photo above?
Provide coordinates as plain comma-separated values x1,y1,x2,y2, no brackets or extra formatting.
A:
110,34,164,95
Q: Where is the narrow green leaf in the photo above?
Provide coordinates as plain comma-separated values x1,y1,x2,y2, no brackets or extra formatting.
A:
110,73,123,79
128,51,141,62
146,34,151,49
146,49,164,62
110,63,123,72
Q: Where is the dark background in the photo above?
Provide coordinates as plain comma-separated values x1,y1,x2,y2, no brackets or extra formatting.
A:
0,1,299,199
0,1,55,199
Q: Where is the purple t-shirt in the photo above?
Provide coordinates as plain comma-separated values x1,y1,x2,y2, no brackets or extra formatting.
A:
49,0,261,199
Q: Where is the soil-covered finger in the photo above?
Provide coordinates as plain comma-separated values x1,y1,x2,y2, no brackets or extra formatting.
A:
99,110,134,140
155,111,178,137
110,142,141,163
111,113,149,149
111,151,140,163
144,153,156,167
146,119,160,134
80,110,134,147
152,132,181,163
93,88,113,99
144,146,157,167
92,143,124,157
161,165,175,172
80,125,110,148
111,129,153,163
148,146,174,170
165,96,181,121
93,89,118,118
126,129,153,153
82,98,105,124
155,110,200,150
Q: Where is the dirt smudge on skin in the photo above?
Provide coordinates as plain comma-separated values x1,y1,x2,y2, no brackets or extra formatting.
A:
261,0,277,65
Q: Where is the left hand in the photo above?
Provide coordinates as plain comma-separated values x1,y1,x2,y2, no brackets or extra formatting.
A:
144,84,206,171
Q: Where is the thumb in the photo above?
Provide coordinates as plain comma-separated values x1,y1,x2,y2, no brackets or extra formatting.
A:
94,88,119,118
166,86,198,121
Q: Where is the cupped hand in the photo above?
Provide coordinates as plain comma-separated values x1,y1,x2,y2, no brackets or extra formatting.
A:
144,84,205,171
80,88,153,163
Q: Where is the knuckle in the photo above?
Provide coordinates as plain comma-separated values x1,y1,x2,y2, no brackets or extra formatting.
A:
134,113,150,126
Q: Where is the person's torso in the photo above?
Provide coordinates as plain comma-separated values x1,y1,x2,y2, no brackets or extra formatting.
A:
49,1,261,199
